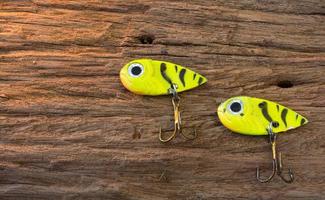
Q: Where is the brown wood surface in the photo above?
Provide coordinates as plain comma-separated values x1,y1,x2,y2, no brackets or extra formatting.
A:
0,0,325,199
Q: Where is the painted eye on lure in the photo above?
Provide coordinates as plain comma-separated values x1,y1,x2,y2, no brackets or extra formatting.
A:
120,59,207,143
128,63,144,77
217,96,309,183
228,99,243,114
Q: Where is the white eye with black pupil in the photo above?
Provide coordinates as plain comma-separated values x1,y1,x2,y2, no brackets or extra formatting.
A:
228,100,243,114
128,63,144,77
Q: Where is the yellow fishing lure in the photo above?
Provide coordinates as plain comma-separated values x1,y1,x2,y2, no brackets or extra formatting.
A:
217,96,308,135
120,59,207,95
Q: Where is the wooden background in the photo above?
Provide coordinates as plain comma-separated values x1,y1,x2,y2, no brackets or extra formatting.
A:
0,0,325,199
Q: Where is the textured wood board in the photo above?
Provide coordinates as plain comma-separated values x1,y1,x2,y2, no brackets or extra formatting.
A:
0,0,325,199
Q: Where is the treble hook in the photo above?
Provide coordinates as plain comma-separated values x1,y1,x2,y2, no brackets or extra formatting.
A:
159,84,197,143
256,122,294,183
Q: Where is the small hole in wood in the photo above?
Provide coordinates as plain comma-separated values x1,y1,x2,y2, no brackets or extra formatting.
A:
139,35,154,44
277,80,293,88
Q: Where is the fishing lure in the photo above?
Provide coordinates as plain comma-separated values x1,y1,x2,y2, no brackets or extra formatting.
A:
120,59,207,142
217,96,308,183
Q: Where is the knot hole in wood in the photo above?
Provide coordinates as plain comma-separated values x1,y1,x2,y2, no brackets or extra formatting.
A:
277,80,294,88
138,35,155,44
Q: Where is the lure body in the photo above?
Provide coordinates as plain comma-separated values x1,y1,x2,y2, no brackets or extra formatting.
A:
120,59,207,95
217,96,308,136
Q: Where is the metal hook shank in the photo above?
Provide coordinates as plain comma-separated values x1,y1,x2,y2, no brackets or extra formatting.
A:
256,123,294,183
159,96,181,143
256,134,277,183
159,84,197,142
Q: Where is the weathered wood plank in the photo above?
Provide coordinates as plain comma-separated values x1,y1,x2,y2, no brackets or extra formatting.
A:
0,0,324,199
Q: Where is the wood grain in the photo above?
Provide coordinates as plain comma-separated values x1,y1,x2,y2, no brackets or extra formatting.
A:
0,0,324,199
